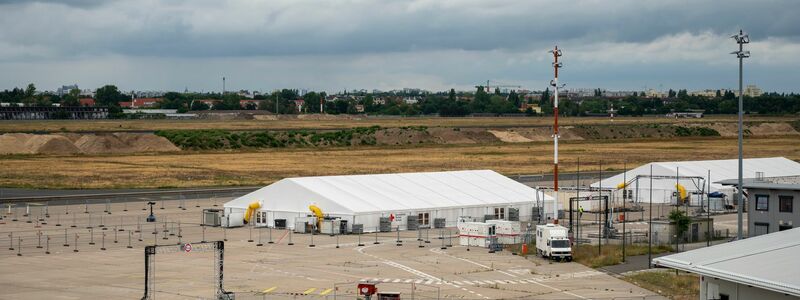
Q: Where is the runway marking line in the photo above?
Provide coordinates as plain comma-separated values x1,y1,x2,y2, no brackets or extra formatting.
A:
303,288,316,294
260,287,277,294
319,288,333,295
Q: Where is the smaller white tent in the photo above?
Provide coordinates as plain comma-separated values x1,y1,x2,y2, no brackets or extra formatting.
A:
590,157,800,206
223,170,553,231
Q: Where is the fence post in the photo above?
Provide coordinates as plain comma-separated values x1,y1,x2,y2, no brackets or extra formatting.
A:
127,231,133,249
46,235,51,254
64,229,69,247
257,227,263,247
8,232,13,250
74,234,79,252
89,228,95,245
268,227,273,244
288,230,294,245
37,231,43,248
114,227,119,243
101,232,106,250
17,237,22,256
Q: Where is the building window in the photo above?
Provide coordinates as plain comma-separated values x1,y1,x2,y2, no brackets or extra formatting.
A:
720,294,729,300
753,222,770,236
418,212,429,225
755,195,769,211
779,196,793,213
779,224,793,231
494,207,505,220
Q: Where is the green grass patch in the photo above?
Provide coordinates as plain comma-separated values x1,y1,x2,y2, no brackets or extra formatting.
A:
673,126,720,137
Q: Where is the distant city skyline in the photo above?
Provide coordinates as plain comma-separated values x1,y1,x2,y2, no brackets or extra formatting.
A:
1,1,798,93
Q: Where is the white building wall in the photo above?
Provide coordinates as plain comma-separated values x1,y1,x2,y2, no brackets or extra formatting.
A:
702,277,796,300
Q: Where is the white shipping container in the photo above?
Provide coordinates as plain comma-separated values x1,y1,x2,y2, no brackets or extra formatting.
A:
457,222,496,247
486,220,522,244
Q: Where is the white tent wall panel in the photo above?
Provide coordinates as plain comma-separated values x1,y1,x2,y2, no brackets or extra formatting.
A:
590,157,800,204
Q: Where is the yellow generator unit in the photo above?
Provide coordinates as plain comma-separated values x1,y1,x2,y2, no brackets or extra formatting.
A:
675,184,688,204
243,201,261,224
309,205,324,230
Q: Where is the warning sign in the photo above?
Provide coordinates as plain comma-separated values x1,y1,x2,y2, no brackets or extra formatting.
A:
183,243,192,253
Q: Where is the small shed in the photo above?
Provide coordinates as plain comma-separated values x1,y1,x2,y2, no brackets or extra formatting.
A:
650,217,713,246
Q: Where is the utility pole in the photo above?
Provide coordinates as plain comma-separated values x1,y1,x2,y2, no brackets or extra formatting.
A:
222,77,226,95
549,46,563,225
731,29,750,240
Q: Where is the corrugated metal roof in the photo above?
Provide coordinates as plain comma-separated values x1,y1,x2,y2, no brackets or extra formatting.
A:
225,170,551,214
653,228,800,297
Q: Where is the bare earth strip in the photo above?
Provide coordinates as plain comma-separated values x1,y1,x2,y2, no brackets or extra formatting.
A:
1,136,798,189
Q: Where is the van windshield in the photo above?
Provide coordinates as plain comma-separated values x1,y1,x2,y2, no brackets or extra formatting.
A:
551,240,570,248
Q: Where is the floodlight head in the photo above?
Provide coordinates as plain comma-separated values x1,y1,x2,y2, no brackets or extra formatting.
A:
731,50,750,58
548,48,563,57
550,79,556,87
731,30,750,44
552,61,563,68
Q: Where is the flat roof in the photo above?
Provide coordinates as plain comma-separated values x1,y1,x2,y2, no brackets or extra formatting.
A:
653,228,800,297
716,178,800,191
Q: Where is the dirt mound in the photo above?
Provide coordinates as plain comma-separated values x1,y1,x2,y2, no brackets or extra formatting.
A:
747,122,799,135
24,135,81,154
488,130,533,143
374,128,437,145
427,127,477,144
0,133,179,155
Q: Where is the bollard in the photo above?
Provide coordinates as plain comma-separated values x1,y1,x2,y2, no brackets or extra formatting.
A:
417,228,422,241
336,234,340,249
169,222,175,236
374,230,380,245
46,235,51,254
74,234,79,252
177,227,182,245
267,227,273,244
105,199,111,215
440,230,446,250
17,237,22,256
37,231,43,249
114,227,119,243
86,213,93,229
127,231,133,249
12,205,18,221
396,227,402,246
152,223,158,235
160,199,165,210
201,225,206,243
99,215,106,229
162,228,168,240
120,217,125,231
63,229,70,247
138,227,143,242
65,200,70,215
419,235,424,248
177,221,182,238
425,228,431,244
257,227,263,247
55,214,61,227
142,201,147,211
85,200,89,214
309,229,315,248
223,227,227,242
101,232,106,250
27,211,32,223
288,231,294,246
248,225,253,242
71,213,77,228
89,228,95,245
357,231,364,247
8,232,13,250
123,200,128,212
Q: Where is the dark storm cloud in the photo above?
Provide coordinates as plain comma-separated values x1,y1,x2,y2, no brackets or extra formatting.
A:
0,0,798,92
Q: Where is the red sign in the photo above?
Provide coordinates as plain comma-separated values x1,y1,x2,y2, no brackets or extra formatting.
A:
389,214,395,222
183,243,192,253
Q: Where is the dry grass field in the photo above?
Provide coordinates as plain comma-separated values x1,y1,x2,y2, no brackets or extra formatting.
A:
1,115,796,132
2,135,798,189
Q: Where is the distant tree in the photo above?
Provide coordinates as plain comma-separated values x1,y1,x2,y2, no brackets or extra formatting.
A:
470,86,491,113
95,85,130,107
668,209,691,245
214,93,241,110
494,87,501,95
304,92,321,113
677,89,688,99
508,90,521,108
668,89,676,98
448,88,456,102
715,90,722,98
190,100,210,110
61,88,81,106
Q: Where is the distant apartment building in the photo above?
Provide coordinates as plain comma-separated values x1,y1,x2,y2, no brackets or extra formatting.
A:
402,96,420,104
56,84,79,96
744,84,762,97
689,89,718,97
644,89,666,98
120,98,161,109
78,98,95,107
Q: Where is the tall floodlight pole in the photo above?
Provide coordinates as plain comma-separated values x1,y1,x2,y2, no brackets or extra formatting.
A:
731,30,749,240
222,77,226,95
549,46,563,225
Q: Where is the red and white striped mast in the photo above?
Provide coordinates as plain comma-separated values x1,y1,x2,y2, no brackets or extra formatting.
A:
549,46,563,225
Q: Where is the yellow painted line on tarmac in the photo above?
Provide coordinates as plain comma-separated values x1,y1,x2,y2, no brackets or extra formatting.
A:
261,286,277,294
303,288,317,294
319,288,333,295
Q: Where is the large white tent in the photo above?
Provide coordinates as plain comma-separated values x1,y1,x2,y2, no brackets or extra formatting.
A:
223,170,553,231
590,157,800,206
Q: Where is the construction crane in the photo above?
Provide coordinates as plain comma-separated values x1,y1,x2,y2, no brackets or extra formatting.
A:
479,80,522,93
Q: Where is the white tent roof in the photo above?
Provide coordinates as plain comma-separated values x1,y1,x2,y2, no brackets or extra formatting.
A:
225,170,551,215
654,227,800,297
591,157,800,193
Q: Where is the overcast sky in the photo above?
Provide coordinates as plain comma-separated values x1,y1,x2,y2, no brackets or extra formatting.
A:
1,0,798,93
